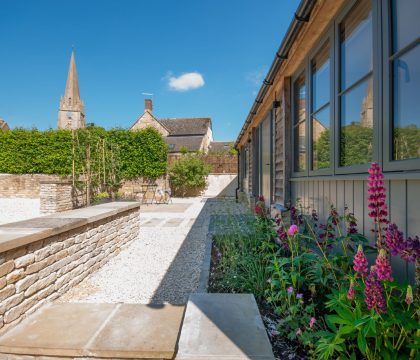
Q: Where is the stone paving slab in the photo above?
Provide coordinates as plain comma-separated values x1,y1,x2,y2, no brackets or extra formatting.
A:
163,218,184,227
176,293,274,360
0,303,185,359
139,203,192,213
142,218,165,227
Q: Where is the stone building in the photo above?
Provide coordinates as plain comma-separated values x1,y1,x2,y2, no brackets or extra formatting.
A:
130,99,214,154
0,118,10,132
57,50,86,130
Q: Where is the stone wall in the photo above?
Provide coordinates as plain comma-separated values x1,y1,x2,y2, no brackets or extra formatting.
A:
0,174,61,199
40,180,86,214
0,202,140,333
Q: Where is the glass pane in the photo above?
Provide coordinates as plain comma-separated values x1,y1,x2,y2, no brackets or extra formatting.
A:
393,45,420,161
294,74,306,171
294,74,306,125
312,42,330,111
340,0,372,90
340,77,373,166
294,121,306,172
312,106,330,170
392,0,420,52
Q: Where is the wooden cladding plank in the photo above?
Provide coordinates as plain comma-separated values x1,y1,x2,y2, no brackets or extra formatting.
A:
344,180,354,214
406,180,420,285
353,181,365,240
389,180,408,282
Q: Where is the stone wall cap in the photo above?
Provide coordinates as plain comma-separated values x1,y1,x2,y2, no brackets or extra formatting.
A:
0,202,140,254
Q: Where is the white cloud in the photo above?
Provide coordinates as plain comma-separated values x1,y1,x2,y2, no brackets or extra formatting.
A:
168,72,205,92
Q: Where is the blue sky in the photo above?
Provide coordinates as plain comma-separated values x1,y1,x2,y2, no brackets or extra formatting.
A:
0,0,300,141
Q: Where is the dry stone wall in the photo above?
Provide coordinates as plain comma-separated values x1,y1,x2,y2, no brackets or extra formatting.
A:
40,180,86,214
0,174,60,198
0,203,140,333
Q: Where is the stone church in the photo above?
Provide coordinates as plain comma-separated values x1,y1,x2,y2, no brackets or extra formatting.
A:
57,50,86,129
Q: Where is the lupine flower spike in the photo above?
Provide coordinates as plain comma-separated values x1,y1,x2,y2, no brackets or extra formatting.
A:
367,162,388,248
347,279,356,300
405,285,413,305
353,244,368,275
364,266,387,313
375,249,393,282
288,224,298,236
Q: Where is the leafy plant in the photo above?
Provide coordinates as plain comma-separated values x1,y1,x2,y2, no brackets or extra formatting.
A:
169,153,210,197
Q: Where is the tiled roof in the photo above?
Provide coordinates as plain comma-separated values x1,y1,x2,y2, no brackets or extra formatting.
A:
209,141,234,152
158,117,211,136
0,119,9,132
165,135,204,153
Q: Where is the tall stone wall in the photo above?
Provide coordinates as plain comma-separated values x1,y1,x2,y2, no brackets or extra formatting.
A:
0,203,140,333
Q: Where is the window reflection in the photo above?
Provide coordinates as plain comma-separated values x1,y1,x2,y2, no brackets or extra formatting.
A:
340,0,372,90
339,0,373,167
294,74,306,172
392,0,420,52
393,41,420,160
340,78,374,166
311,42,330,170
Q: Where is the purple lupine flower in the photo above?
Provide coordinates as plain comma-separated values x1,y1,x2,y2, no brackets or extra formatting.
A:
346,212,359,235
375,249,393,282
290,206,303,226
329,206,340,226
385,223,405,256
311,209,319,223
296,293,303,299
367,162,389,228
364,266,387,313
400,236,420,263
353,244,369,275
277,225,287,242
287,286,293,293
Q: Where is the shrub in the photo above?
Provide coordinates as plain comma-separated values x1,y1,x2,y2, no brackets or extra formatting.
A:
169,153,210,197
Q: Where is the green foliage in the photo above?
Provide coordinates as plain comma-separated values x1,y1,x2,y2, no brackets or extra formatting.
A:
0,127,167,180
394,125,420,161
340,124,373,166
169,153,210,196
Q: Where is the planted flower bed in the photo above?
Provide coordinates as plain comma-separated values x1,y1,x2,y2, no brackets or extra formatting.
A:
208,163,419,359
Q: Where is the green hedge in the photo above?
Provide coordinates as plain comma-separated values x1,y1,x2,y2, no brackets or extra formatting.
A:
0,127,168,179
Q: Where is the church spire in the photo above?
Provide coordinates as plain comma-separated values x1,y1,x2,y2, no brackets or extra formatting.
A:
58,50,86,129
63,49,81,108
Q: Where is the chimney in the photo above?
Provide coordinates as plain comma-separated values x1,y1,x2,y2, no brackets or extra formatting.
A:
145,99,153,112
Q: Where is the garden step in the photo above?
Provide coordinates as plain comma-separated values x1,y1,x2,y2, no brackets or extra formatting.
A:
176,293,275,360
0,302,185,359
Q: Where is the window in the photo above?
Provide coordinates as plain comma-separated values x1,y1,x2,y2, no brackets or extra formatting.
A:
391,0,420,161
293,73,306,172
339,0,373,167
311,42,331,170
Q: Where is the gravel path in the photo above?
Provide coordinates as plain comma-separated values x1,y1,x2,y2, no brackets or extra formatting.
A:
0,198,41,225
59,197,246,305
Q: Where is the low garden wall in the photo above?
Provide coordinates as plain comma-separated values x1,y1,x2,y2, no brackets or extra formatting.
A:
0,202,140,333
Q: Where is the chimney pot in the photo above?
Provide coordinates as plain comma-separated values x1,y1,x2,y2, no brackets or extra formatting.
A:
145,99,153,112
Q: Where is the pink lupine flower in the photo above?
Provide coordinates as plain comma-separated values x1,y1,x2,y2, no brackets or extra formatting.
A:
309,317,316,329
375,249,393,281
347,280,356,300
287,286,293,293
295,328,302,336
405,285,413,305
353,244,369,275
288,224,298,236
367,163,389,233
364,266,387,314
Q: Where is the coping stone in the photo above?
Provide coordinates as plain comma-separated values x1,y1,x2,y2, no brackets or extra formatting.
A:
0,202,140,254
176,293,275,360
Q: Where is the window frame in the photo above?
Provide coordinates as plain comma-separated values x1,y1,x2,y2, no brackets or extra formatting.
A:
334,0,379,175
308,29,335,176
291,67,310,177
382,0,420,172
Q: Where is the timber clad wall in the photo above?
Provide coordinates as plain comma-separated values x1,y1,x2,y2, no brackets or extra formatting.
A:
291,178,419,283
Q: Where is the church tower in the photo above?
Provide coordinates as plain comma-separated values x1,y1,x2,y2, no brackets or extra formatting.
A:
57,50,86,129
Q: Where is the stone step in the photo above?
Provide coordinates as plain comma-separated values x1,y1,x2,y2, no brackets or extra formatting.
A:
0,302,185,359
176,293,275,360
